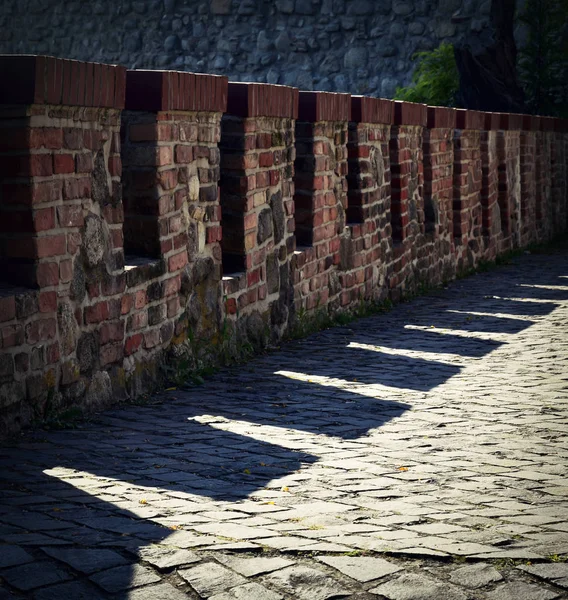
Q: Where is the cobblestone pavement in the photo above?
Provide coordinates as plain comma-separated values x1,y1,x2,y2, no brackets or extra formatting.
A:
1,249,568,600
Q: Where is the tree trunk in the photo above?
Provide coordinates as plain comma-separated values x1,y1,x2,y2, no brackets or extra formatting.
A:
454,0,526,113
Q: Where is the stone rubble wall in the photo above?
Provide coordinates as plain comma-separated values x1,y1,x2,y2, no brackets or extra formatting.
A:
0,55,567,436
0,0,497,99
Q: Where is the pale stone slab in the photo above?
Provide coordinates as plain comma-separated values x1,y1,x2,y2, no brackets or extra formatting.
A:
317,555,402,582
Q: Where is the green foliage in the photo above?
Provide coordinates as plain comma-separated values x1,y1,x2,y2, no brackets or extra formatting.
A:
394,43,459,107
518,0,568,117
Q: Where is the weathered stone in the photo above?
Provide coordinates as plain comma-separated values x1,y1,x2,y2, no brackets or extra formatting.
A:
83,214,106,268
269,190,286,244
1,561,72,591
264,565,350,600
266,252,280,295
91,150,110,205
178,562,247,597
90,564,161,593
15,291,39,319
257,208,273,245
84,371,113,409
449,563,502,589
58,301,77,356
0,545,33,569
77,332,98,374
317,556,402,583
41,548,130,575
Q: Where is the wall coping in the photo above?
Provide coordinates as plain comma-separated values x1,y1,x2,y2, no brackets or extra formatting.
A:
393,100,428,127
0,54,126,109
226,82,298,119
455,108,484,130
427,106,456,129
351,96,394,124
125,70,228,113
298,91,351,122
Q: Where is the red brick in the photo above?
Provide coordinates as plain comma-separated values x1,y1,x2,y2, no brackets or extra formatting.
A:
108,155,122,177
63,128,84,150
53,154,75,174
175,144,193,163
59,259,72,283
259,151,274,167
168,250,188,272
63,177,91,200
84,301,110,324
225,297,237,315
36,234,66,258
38,291,57,313
100,342,123,366
124,333,143,356
28,154,53,177
206,225,222,244
25,318,57,344
129,311,148,331
0,296,16,322
134,290,147,309
67,232,82,255
46,342,60,364
163,275,181,297
167,297,180,318
57,205,84,228
75,153,94,173
121,293,133,315
31,207,55,232
30,128,63,150
100,321,124,344
144,329,161,349
37,262,59,287
2,324,24,348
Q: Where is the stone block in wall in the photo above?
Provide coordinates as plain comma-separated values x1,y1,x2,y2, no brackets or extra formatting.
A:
220,82,298,338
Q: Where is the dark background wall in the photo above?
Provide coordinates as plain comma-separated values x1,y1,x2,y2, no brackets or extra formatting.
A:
0,0,520,98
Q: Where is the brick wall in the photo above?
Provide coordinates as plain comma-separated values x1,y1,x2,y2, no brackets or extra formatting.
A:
1,54,567,436
219,83,297,343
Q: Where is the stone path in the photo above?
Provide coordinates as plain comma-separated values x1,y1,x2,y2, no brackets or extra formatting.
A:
1,248,568,599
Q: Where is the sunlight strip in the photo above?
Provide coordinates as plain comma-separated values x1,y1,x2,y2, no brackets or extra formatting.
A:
347,341,469,363
403,324,512,340
275,369,418,397
445,309,535,321
517,283,568,291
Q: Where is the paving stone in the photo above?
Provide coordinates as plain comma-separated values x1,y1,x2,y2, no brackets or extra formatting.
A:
485,581,561,600
33,581,106,600
135,546,200,570
127,582,191,600
89,564,161,593
317,555,402,582
216,555,294,577
210,582,284,600
179,562,247,596
370,573,468,600
41,547,130,574
518,563,568,581
449,562,503,588
0,561,72,591
263,565,350,600
193,523,276,539
0,545,33,568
